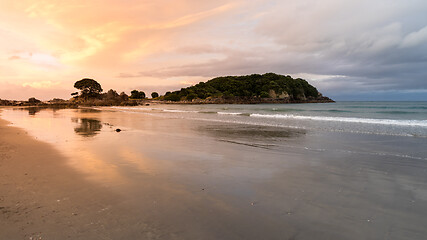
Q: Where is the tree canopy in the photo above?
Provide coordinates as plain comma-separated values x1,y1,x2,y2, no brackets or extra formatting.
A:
130,90,145,99
151,92,159,98
74,78,103,98
163,73,319,101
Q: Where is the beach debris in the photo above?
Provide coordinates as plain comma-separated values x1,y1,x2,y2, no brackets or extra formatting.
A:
115,128,121,132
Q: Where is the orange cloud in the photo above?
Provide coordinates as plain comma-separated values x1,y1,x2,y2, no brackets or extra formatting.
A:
0,0,242,99
22,80,61,89
2,0,238,67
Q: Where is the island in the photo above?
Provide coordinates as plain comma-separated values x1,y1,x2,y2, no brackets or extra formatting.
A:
161,73,334,104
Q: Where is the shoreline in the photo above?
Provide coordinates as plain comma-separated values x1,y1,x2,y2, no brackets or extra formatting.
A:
2,106,427,239
0,113,158,239
1,97,334,107
157,98,335,104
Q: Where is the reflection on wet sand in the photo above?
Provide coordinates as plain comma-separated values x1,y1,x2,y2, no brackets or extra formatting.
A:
15,106,77,116
66,148,128,185
200,124,305,140
2,107,427,239
72,118,103,137
199,124,305,149
27,107,44,115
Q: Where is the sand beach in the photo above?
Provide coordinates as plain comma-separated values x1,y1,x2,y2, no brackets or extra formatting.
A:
1,105,427,239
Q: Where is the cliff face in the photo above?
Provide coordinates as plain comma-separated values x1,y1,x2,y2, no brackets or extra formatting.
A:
162,73,334,104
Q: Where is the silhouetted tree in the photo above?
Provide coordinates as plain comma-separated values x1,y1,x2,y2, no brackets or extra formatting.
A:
151,92,159,98
130,90,145,99
119,92,129,101
28,97,41,104
105,89,119,99
74,78,103,99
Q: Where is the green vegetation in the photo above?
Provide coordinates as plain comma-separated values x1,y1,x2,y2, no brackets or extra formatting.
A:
70,79,135,106
130,90,145,99
151,92,159,98
163,73,320,101
1,74,330,107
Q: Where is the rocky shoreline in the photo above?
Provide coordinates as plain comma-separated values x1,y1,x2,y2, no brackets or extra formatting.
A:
159,96,335,104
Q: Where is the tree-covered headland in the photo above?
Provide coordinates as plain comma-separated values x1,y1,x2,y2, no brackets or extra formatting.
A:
0,74,333,106
163,73,333,103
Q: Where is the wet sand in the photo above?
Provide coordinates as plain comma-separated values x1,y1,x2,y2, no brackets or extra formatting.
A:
1,107,427,239
0,116,164,239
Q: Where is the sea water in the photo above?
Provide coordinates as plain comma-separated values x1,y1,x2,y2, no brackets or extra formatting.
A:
110,101,427,137
2,102,427,239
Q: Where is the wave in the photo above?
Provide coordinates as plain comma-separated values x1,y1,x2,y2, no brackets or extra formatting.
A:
217,112,250,116
250,113,427,127
217,111,242,115
162,109,198,113
270,108,305,112
107,106,427,128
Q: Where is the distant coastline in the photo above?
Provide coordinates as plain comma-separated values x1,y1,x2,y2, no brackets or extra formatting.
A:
1,73,334,106
159,96,334,104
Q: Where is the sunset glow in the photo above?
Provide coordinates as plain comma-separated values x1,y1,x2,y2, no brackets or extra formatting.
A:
1,0,427,100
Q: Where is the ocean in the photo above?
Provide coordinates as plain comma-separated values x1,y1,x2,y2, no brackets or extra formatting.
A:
1,101,427,239
111,101,427,137
108,101,427,161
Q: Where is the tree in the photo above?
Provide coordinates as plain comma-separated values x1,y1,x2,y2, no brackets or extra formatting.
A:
260,91,269,98
74,78,103,99
105,89,119,99
186,93,197,101
119,92,129,101
151,92,159,98
130,90,145,99
28,97,41,104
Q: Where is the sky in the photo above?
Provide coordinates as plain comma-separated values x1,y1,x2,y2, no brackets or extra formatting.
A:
1,0,427,101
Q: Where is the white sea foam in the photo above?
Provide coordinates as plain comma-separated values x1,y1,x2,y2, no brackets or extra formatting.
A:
109,106,154,112
162,109,198,113
250,114,427,127
217,112,243,115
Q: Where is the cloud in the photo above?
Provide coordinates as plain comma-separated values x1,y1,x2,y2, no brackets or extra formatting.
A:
114,0,427,100
401,26,427,48
22,80,61,89
1,0,427,100
8,55,21,60
0,82,71,100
